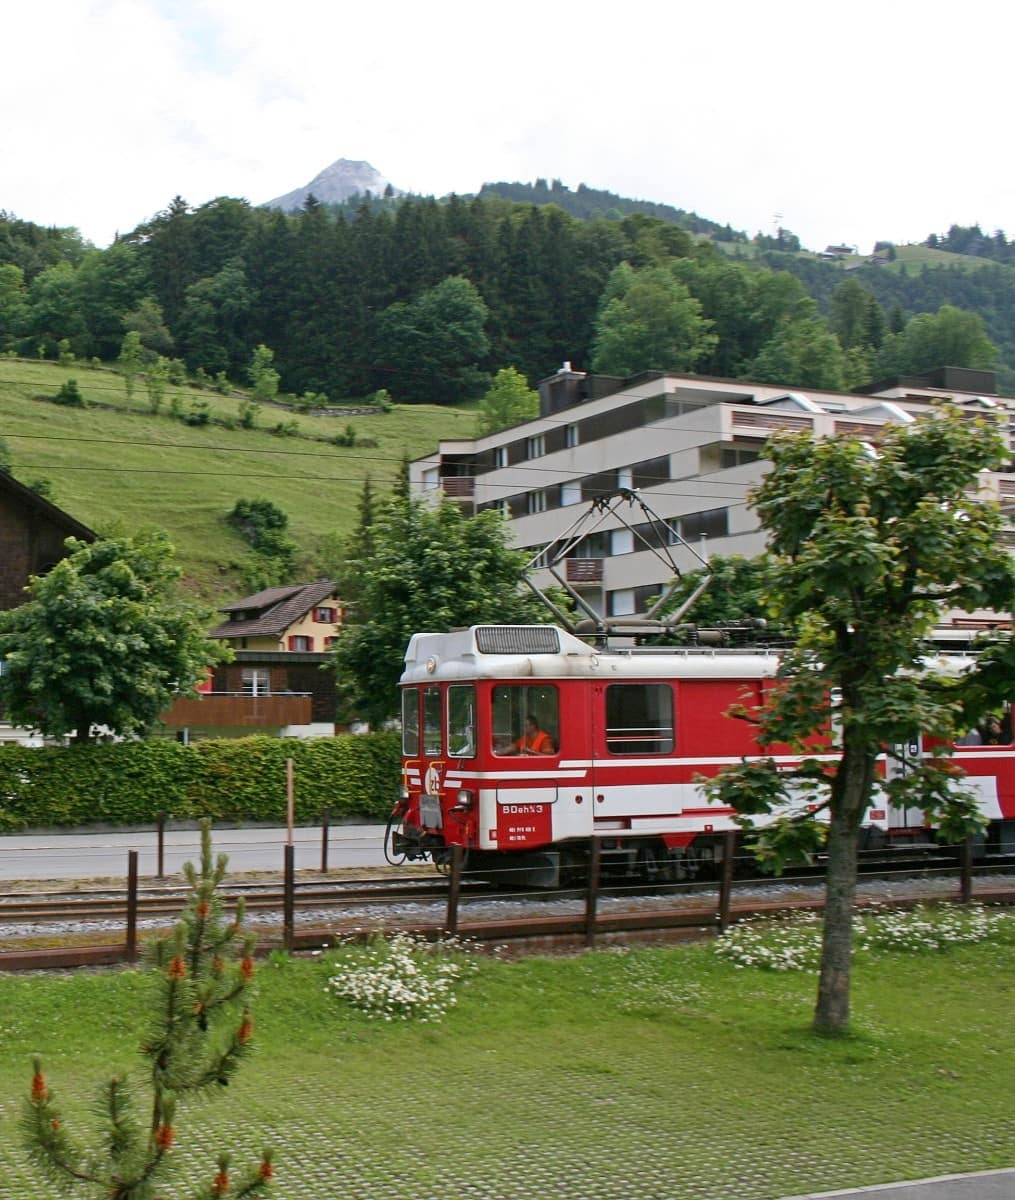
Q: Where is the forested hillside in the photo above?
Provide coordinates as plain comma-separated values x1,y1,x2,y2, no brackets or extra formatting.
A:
0,190,1011,409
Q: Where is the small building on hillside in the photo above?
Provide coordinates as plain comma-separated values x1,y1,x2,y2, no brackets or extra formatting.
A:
0,471,96,745
160,581,342,741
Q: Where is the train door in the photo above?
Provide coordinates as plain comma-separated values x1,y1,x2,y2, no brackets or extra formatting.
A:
885,734,926,834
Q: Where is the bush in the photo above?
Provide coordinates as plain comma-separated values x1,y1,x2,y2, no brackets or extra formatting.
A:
53,378,84,406
183,399,210,426
0,733,400,830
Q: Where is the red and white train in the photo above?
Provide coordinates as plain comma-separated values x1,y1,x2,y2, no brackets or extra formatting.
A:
390,624,1015,885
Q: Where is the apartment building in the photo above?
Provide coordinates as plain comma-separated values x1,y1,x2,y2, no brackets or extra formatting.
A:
410,365,1015,629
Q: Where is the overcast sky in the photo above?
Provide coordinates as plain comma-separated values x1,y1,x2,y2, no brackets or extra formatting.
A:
5,1,1012,254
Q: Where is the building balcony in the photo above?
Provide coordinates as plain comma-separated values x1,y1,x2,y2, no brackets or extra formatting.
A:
441,476,475,498
566,558,604,583
161,692,313,729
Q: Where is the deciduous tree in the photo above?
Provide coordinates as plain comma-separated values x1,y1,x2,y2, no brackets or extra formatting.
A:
333,495,552,725
0,532,228,743
704,411,1014,1034
476,366,539,435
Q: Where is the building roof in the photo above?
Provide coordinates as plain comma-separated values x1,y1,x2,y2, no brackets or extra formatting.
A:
210,579,338,640
0,469,96,542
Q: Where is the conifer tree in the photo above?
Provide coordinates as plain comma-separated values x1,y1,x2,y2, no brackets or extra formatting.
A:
21,821,273,1198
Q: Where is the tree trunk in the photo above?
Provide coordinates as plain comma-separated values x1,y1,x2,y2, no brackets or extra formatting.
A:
813,746,875,1035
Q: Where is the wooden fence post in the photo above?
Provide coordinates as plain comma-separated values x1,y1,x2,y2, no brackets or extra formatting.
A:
156,813,166,880
717,830,737,933
584,839,602,949
320,807,330,874
446,844,464,936
959,835,973,904
286,758,295,846
126,850,139,963
283,843,295,953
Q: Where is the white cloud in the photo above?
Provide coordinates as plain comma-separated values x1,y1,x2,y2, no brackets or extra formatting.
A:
2,0,1011,251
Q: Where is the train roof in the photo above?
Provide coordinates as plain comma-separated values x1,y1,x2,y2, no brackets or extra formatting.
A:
401,625,980,686
402,625,784,683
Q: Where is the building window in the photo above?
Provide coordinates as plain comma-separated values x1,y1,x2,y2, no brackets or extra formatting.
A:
720,446,761,469
607,584,660,616
323,636,337,648
422,467,439,490
561,480,581,506
314,606,337,623
528,490,548,514
679,507,729,541
605,684,674,755
565,424,579,448
493,445,508,468
241,669,271,696
526,434,546,459
631,455,671,489
288,635,314,651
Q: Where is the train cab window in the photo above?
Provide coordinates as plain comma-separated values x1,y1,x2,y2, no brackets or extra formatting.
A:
491,684,559,756
605,684,674,755
401,689,420,756
447,684,477,758
423,687,442,756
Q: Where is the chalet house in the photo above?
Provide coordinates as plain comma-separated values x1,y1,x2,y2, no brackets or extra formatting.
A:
0,471,96,745
160,581,342,741
0,470,95,613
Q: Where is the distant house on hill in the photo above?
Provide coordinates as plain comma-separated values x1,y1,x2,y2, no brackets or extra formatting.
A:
0,471,96,744
160,581,342,741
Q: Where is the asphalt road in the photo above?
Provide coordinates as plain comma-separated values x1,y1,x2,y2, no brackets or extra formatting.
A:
0,824,390,881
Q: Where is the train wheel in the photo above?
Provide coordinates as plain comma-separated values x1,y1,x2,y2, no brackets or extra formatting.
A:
635,840,674,883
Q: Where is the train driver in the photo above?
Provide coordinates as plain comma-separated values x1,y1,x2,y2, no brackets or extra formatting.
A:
514,716,556,756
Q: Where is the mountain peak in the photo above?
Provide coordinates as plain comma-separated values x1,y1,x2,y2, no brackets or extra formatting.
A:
263,158,401,212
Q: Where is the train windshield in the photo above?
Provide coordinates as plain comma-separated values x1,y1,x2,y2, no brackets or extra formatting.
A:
401,689,420,756
447,684,477,758
491,684,559,756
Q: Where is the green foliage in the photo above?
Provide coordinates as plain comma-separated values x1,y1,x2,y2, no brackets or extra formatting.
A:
0,733,400,830
591,262,716,375
183,398,210,425
226,496,297,580
334,494,553,725
376,275,490,404
56,337,74,366
248,343,280,402
876,304,996,376
0,532,228,743
20,821,271,1198
123,296,175,359
118,329,145,403
145,354,169,413
475,366,539,435
52,377,84,406
703,409,1015,1032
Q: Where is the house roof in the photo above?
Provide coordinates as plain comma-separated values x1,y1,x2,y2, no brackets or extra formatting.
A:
0,469,96,542
210,579,338,640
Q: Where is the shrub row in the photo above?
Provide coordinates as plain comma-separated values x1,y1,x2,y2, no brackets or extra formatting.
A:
0,734,401,831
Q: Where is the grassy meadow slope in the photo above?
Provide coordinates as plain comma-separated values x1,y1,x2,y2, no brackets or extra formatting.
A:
0,360,469,602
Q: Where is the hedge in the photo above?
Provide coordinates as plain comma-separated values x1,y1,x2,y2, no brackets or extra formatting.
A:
0,734,401,831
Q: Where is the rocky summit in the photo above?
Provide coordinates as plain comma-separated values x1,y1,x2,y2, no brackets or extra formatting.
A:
263,157,401,211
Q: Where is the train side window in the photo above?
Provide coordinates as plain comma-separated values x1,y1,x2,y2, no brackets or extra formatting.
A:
401,689,420,756
606,684,674,755
423,687,442,756
491,684,559,756
447,684,477,758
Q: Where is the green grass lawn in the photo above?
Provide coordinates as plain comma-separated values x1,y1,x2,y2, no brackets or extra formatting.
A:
1,930,1012,1200
0,360,470,601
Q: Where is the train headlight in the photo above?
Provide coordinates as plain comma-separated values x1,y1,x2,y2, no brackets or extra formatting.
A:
452,788,475,814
